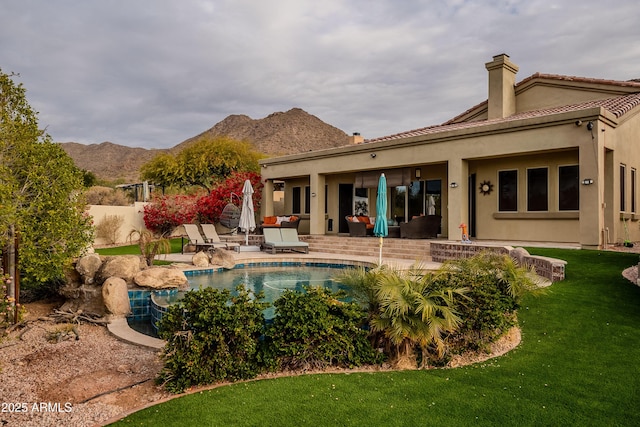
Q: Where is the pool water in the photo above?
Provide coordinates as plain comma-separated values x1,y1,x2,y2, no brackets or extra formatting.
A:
155,265,353,321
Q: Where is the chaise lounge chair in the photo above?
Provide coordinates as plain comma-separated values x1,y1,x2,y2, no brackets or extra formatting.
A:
261,228,309,254
201,224,240,252
183,224,232,253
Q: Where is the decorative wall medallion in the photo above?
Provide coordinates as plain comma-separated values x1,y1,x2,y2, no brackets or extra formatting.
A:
479,180,493,195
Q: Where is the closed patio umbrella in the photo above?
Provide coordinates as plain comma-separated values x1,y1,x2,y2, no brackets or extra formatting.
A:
238,179,256,245
373,173,388,265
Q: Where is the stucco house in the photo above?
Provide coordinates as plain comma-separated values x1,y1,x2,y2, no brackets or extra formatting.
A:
259,54,640,249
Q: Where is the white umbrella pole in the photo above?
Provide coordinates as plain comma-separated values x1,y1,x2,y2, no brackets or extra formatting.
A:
379,236,383,265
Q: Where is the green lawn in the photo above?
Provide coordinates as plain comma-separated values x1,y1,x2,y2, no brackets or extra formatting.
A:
110,248,640,426
95,238,183,264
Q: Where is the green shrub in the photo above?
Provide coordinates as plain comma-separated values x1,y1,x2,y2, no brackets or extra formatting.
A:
264,287,382,371
434,252,541,355
156,286,268,393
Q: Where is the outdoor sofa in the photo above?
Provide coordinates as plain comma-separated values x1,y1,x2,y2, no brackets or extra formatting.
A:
399,215,441,239
260,215,300,231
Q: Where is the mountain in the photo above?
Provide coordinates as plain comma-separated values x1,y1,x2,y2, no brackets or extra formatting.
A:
59,142,165,183
171,108,350,155
60,108,351,182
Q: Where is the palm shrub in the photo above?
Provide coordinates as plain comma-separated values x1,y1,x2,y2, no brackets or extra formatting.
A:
371,265,468,368
263,287,382,371
127,228,171,267
434,251,542,355
156,286,268,393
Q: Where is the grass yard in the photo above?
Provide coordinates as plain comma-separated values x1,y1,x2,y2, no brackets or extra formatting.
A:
95,238,183,264
110,248,640,426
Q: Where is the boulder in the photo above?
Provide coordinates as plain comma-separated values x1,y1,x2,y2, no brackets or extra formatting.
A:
102,277,131,317
76,253,103,284
97,255,144,285
133,267,189,290
210,247,236,269
192,251,210,267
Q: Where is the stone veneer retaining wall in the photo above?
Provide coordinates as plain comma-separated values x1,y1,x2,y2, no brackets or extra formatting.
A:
430,241,566,282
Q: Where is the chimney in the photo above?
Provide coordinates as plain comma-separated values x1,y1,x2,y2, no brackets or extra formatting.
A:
485,53,519,120
349,132,364,144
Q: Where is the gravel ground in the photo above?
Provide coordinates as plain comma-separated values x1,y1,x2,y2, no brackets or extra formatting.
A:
0,302,170,427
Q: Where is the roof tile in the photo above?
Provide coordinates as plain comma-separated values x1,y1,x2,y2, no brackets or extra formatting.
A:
364,93,640,144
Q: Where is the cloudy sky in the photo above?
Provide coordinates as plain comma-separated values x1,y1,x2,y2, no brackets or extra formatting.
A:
2,0,639,149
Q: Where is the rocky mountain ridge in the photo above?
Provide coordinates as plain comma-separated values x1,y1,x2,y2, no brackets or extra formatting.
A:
60,108,351,182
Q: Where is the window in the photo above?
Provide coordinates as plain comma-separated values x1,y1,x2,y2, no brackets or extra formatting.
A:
391,186,407,222
498,170,518,211
304,186,311,214
632,168,637,213
292,187,301,214
408,180,424,218
558,165,579,211
325,185,328,214
527,167,548,211
620,164,626,212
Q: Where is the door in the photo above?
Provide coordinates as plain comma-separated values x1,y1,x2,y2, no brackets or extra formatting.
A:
338,183,354,233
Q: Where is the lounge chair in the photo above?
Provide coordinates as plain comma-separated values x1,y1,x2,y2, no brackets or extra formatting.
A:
262,228,309,254
183,224,228,253
201,224,240,252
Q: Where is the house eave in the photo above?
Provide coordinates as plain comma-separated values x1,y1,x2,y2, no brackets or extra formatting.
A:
259,107,615,168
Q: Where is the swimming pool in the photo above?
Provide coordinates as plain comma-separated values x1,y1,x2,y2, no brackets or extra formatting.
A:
128,262,360,336
156,265,352,319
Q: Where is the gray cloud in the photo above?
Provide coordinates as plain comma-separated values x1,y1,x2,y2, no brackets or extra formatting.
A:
1,0,639,149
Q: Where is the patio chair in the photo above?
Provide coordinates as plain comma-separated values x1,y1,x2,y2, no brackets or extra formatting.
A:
183,224,227,253
201,223,240,252
262,228,309,254
345,215,374,237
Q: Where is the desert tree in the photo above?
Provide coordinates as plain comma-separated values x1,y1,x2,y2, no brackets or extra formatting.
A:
0,69,93,292
140,136,264,191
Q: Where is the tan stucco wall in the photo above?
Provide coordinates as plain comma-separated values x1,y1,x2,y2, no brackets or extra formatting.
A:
88,203,148,245
470,151,580,242
261,117,595,241
608,111,640,243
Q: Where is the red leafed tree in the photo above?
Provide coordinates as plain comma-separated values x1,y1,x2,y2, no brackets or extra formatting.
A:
197,172,263,224
143,193,200,236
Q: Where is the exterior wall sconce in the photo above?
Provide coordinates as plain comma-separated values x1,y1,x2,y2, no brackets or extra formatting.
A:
415,168,421,179
450,182,458,188
370,153,377,158
581,178,594,185
311,192,316,197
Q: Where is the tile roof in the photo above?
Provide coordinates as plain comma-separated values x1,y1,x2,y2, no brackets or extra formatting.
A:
365,74,640,144
519,73,640,89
